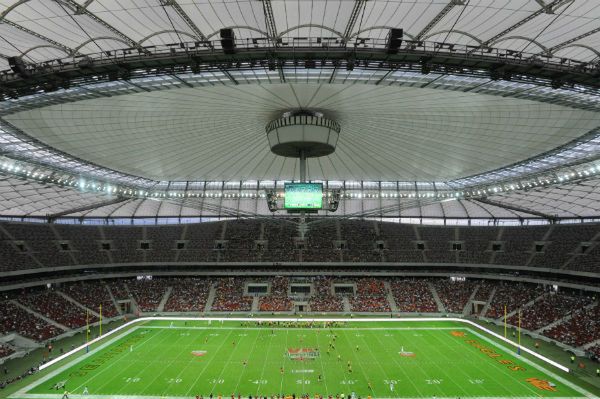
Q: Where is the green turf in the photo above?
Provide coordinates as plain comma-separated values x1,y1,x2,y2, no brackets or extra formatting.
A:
12,320,596,398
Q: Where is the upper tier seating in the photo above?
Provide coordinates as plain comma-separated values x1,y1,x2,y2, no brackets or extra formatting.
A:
457,227,497,264
262,221,297,262
177,221,221,262
378,222,424,262
53,224,109,265
1,221,600,272
340,220,380,262
303,222,340,262
421,226,455,263
146,225,182,263
221,220,261,262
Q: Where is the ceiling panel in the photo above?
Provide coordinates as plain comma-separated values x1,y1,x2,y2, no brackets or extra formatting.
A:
6,83,599,182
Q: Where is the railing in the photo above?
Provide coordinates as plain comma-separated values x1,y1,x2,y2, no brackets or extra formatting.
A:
1,37,597,80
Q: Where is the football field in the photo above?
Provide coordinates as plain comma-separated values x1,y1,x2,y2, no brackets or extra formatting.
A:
11,319,598,399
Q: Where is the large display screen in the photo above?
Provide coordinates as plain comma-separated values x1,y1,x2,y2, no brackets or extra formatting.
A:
284,183,323,210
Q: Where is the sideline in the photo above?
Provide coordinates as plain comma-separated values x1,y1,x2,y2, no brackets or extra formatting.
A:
11,326,143,399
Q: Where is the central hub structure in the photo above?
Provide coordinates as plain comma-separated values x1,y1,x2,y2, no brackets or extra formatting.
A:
265,110,341,214
266,110,340,158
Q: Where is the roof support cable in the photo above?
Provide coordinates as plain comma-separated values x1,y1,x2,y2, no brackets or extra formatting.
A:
54,0,110,58
467,0,573,54
519,0,575,55
160,1,186,46
415,0,466,41
54,0,151,83
0,33,36,64
57,0,150,55
432,0,470,57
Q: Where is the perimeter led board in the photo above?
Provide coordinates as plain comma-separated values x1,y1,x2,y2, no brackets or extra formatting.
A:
284,183,323,210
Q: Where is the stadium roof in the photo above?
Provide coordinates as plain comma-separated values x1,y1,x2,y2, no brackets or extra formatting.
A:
2,173,600,221
2,0,600,66
0,0,600,221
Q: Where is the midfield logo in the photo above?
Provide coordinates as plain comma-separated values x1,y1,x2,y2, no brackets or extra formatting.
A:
191,350,207,357
398,350,416,358
287,348,320,361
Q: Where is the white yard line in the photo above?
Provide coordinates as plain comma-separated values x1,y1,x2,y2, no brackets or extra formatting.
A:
370,329,433,397
80,328,174,395
280,329,288,395
424,329,524,397
207,330,247,394
339,329,383,398
183,329,234,397
254,329,276,396
231,328,261,395
147,331,200,398
314,328,330,395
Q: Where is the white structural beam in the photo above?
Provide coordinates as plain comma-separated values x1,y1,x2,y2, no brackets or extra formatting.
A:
415,0,466,41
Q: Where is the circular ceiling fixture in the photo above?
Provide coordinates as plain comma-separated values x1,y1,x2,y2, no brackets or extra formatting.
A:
266,110,341,158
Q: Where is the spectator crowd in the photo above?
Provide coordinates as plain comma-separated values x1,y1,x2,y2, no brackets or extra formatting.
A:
2,220,600,271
